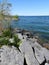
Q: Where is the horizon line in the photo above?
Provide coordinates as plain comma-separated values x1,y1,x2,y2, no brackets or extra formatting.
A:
11,14,49,16
19,15,49,16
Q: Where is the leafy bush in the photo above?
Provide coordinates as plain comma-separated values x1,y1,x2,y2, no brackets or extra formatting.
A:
2,29,12,38
0,35,21,48
0,38,9,46
0,28,21,49
14,35,20,43
13,34,21,48
12,15,18,19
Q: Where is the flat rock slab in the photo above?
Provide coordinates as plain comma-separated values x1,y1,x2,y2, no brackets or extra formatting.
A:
19,40,39,65
34,42,43,48
0,46,24,65
32,42,49,62
34,47,45,64
42,48,49,62
28,39,43,50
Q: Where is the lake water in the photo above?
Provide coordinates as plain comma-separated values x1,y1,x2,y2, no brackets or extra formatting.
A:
11,16,49,40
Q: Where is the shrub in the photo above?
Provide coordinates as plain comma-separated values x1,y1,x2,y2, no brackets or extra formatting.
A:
0,28,21,49
2,29,12,38
0,38,9,46
13,34,21,48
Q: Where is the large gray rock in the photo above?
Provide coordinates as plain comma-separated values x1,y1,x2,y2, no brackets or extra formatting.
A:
25,40,46,64
17,33,27,41
34,47,45,64
19,40,39,65
27,38,42,50
29,38,38,43
0,46,24,65
17,33,23,40
42,48,49,62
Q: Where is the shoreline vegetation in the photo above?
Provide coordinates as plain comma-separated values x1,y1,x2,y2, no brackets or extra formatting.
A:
0,15,19,21
0,0,20,49
12,15,19,20
0,28,21,49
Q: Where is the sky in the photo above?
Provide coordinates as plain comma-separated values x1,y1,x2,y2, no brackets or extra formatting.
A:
1,0,49,16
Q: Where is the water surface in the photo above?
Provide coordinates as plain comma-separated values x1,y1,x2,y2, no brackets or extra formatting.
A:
11,16,49,40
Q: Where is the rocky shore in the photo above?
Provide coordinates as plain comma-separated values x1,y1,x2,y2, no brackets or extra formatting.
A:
0,28,49,65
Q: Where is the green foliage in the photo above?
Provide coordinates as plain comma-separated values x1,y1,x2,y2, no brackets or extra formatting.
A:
0,45,1,48
0,38,9,45
12,15,19,20
14,35,20,43
0,0,21,49
0,28,21,49
2,29,12,38
13,34,21,48
12,15,18,18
